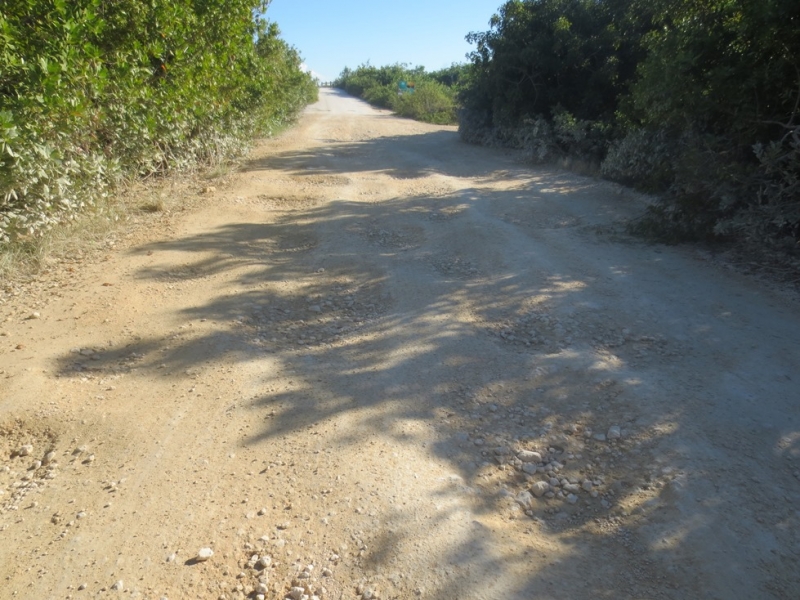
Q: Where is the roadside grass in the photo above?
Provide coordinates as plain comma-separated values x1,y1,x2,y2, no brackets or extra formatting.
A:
0,162,236,283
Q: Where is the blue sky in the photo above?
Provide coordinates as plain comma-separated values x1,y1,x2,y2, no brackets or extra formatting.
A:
264,0,504,82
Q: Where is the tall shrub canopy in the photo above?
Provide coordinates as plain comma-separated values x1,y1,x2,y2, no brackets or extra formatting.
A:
0,0,317,242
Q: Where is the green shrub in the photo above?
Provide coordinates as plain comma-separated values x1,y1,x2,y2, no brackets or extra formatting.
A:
0,0,316,243
459,0,800,251
335,63,461,124
391,81,457,125
363,84,397,109
601,128,676,191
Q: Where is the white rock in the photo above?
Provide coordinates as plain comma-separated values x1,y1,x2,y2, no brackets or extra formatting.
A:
111,580,124,591
531,481,549,498
196,548,214,561
518,450,542,463
257,555,271,569
18,444,33,457
516,490,534,509
288,587,306,600
607,426,622,440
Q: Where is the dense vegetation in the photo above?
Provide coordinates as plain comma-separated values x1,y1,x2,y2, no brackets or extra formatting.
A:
460,0,800,250
334,63,468,125
0,0,317,243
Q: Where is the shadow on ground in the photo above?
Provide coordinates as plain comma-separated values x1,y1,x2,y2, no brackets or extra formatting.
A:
51,129,800,599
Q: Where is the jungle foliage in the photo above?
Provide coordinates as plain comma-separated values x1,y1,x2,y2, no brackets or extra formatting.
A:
0,0,317,243
460,0,800,250
334,63,467,125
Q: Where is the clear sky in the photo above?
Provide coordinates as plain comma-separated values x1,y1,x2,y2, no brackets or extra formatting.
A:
264,0,504,82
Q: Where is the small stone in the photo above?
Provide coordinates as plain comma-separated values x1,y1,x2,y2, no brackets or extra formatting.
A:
289,587,306,600
516,490,534,508
308,305,322,313
166,553,176,563
111,580,124,591
531,481,549,498
30,460,42,470
607,426,622,440
567,494,578,504
258,507,267,516
522,463,538,475
43,451,56,465
256,555,271,569
76,511,87,519
27,312,41,320
78,583,87,591
517,451,542,463
582,480,594,492
592,432,607,442
18,444,33,457
196,548,214,561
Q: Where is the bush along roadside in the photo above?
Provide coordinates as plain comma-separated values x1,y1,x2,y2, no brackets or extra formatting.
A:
0,0,317,244
458,0,800,254
334,63,465,125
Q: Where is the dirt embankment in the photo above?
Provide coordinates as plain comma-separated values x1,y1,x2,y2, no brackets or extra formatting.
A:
1,88,799,600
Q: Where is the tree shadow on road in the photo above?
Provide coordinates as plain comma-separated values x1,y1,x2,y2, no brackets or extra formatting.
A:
51,152,800,599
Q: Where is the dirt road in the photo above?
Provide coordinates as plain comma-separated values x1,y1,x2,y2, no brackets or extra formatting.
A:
1,88,799,600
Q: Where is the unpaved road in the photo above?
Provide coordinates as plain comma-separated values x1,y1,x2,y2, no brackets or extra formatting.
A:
1,88,799,600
